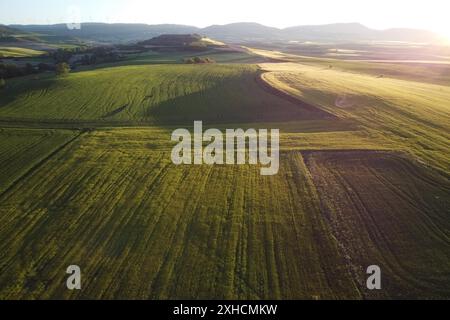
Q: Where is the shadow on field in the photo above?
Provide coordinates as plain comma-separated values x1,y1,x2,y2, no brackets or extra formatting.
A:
146,73,334,126
0,75,58,109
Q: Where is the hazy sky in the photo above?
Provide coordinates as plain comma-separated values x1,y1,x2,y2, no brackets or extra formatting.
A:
1,0,449,37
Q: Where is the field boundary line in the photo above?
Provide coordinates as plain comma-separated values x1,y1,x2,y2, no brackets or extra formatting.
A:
255,70,337,119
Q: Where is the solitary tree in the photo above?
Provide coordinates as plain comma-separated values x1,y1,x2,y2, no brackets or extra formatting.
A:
0,78,5,89
55,62,70,76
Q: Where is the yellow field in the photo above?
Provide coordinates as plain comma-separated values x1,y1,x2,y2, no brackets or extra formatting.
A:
259,61,450,173
0,47,46,58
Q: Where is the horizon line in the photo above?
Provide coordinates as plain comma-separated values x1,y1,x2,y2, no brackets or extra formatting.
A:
2,21,439,33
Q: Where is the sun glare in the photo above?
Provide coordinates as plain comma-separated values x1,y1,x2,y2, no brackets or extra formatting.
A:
442,30,450,43
434,21,450,43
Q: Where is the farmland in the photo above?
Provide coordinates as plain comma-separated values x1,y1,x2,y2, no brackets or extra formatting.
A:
0,128,79,194
304,151,450,299
0,131,358,299
0,44,448,299
0,64,327,124
0,47,46,58
259,61,450,173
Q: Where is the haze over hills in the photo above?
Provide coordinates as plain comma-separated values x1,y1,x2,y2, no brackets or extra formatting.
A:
201,22,282,41
9,23,199,43
7,22,444,44
0,25,19,36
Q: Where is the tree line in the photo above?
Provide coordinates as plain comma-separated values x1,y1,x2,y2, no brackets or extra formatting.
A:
0,46,124,87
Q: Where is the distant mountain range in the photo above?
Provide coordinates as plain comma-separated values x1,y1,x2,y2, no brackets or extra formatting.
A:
0,25,17,36
5,22,444,44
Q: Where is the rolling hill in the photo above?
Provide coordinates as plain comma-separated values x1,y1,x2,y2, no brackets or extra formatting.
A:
0,34,448,300
0,64,328,124
201,22,282,42
11,23,200,43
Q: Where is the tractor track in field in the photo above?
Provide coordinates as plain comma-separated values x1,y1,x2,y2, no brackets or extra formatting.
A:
0,130,86,201
302,150,450,298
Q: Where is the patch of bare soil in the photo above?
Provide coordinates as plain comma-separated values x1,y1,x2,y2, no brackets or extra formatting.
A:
302,150,450,299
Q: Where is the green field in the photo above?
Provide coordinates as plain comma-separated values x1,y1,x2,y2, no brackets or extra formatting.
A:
114,50,266,67
0,128,79,194
0,47,448,299
0,47,46,58
0,130,356,299
0,64,327,124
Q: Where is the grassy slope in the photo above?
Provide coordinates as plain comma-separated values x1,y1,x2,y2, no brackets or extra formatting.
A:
0,64,326,124
255,56,449,298
0,128,79,194
114,50,266,67
260,62,450,174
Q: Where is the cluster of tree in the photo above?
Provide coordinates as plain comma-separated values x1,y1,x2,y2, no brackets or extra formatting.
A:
78,47,122,65
51,47,87,63
0,45,123,81
37,62,55,72
0,62,38,78
58,47,123,66
79,54,97,65
0,78,5,89
52,49,74,63
55,62,70,76
183,57,216,64
0,61,69,80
